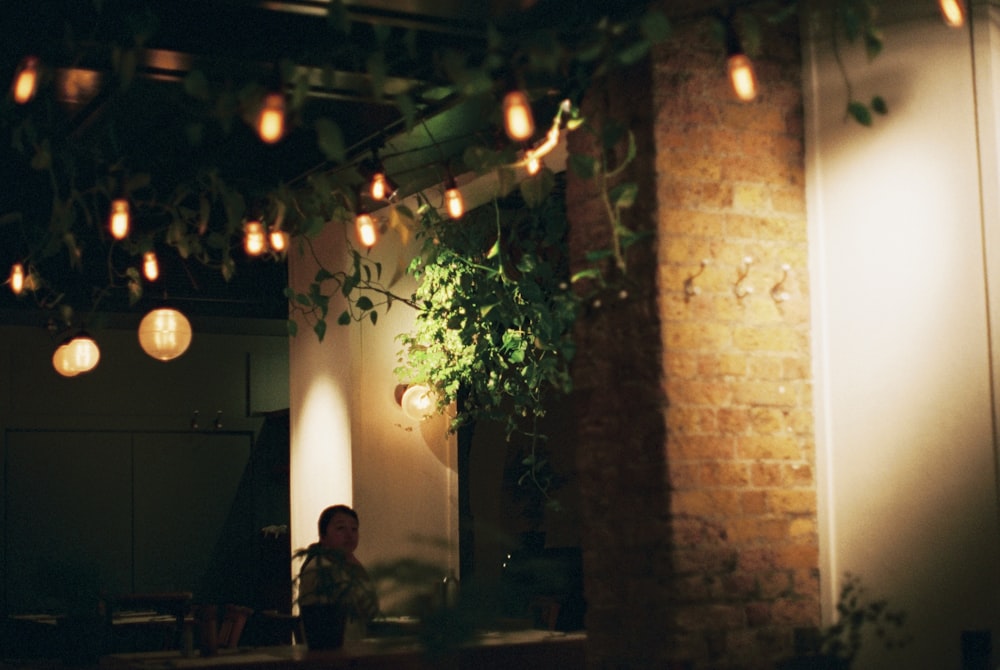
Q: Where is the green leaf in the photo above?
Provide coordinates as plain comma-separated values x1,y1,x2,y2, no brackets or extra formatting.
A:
609,182,638,209
315,118,346,163
847,101,873,126
871,96,888,115
314,319,327,342
616,39,651,65
287,319,298,337
337,310,351,326
486,238,501,259
315,268,334,282
640,10,671,42
568,154,597,179
355,296,374,310
369,311,378,326
519,168,555,209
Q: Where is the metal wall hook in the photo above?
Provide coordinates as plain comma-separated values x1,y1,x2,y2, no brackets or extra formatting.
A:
771,264,791,302
190,410,200,430
734,256,754,300
684,259,709,301
213,410,223,430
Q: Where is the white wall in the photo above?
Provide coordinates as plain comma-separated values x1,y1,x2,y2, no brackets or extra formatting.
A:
287,211,458,613
805,3,1000,668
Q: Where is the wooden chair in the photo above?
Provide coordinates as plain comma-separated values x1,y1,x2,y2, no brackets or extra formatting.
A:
217,604,254,648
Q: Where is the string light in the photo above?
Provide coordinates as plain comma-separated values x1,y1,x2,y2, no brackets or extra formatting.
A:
12,56,39,104
142,251,159,281
724,19,758,102
269,227,289,252
257,91,285,144
244,220,266,255
444,177,464,219
9,263,24,295
138,307,193,361
502,89,535,141
109,198,130,240
939,0,966,27
355,209,377,247
370,171,389,200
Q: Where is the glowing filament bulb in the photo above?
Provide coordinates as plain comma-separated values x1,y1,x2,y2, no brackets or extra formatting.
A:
370,172,389,200
526,152,541,176
445,182,464,219
727,53,758,102
244,220,266,255
109,199,130,240
939,0,966,27
12,57,39,104
9,263,24,295
503,89,535,141
257,92,285,144
355,212,377,247
269,228,288,252
142,252,159,281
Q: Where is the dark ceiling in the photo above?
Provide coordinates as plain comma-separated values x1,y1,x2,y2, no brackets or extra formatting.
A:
0,0,666,325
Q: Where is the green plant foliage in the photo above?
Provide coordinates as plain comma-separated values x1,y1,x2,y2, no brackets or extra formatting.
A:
396,189,577,436
819,573,911,665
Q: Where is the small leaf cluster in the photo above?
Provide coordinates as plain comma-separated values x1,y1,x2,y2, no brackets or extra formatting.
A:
820,573,912,665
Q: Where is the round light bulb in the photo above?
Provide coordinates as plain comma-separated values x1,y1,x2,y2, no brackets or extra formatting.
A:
939,0,966,27
143,251,159,281
13,56,39,104
257,92,285,144
10,263,24,295
244,220,266,256
356,212,377,247
138,308,193,361
728,53,758,102
269,228,288,252
445,187,464,219
109,199,130,240
401,384,437,422
503,90,535,141
370,172,389,200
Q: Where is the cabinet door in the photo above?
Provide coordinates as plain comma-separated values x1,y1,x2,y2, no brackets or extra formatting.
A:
132,432,254,604
4,431,133,612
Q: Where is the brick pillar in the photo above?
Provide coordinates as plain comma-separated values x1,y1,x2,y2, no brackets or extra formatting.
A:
654,14,818,670
567,10,818,670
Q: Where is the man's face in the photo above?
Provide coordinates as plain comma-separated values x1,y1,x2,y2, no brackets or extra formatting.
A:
320,512,359,554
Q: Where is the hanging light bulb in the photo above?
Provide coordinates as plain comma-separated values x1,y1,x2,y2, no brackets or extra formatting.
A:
269,227,289,252
370,171,389,201
725,21,758,102
444,177,464,219
53,332,100,377
502,89,535,141
400,384,437,421
939,0,966,27
109,198,130,240
138,307,193,361
12,56,39,104
244,220,266,255
142,251,159,281
525,152,542,176
257,91,285,144
355,209,377,247
9,263,24,295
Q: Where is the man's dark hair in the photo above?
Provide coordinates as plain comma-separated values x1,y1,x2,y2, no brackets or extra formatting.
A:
318,504,358,538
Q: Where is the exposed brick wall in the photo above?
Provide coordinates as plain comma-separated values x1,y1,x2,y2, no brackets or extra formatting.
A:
567,7,817,670
652,13,817,670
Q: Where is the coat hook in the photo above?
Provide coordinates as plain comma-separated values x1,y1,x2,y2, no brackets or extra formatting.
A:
190,410,200,430
734,256,753,299
684,259,709,301
771,264,791,302
214,410,223,430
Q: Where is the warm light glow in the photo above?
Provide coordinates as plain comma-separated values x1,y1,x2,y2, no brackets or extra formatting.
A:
503,89,535,141
138,308,193,361
728,53,759,102
244,220,266,255
939,0,966,27
370,172,389,200
269,228,289,252
9,263,24,295
401,384,437,422
109,199,130,240
257,92,285,144
12,57,39,104
445,185,464,219
355,212,377,247
53,333,100,377
142,251,159,281
526,152,541,176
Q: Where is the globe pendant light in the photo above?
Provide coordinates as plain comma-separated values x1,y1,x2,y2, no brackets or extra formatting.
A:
52,332,101,377
400,384,437,421
138,308,193,361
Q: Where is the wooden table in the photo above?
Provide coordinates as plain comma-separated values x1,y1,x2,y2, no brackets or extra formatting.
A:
99,629,586,670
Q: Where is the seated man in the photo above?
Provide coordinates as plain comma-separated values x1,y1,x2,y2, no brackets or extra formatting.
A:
297,504,379,647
